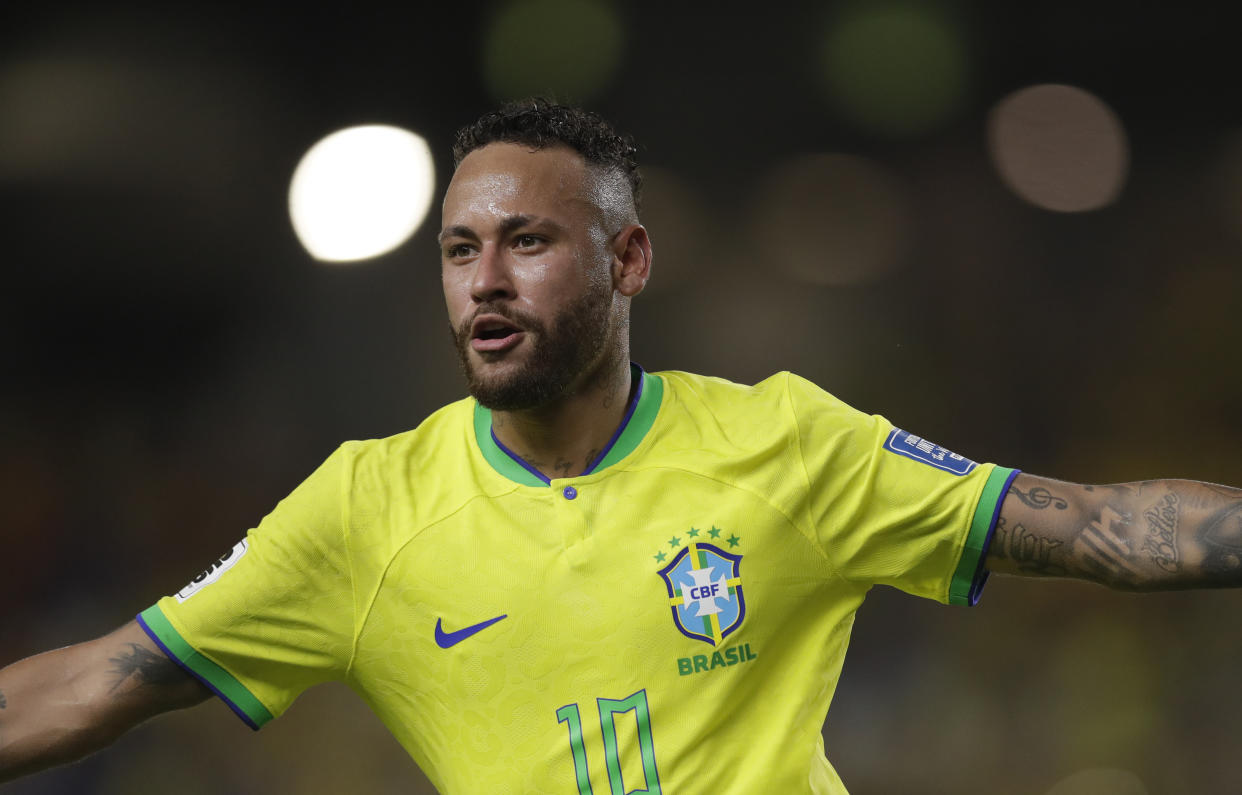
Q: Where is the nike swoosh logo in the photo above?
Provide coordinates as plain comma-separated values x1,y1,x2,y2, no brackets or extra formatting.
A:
435,614,508,648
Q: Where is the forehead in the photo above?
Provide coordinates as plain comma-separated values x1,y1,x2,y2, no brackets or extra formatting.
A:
442,143,596,227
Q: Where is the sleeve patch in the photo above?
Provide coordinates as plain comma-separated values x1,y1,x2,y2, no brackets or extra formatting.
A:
176,539,249,602
883,428,977,475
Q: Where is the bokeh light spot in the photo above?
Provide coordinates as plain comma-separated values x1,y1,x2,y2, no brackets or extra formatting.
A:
820,5,968,136
750,154,911,286
288,125,435,264
632,167,713,293
483,0,624,102
988,83,1128,213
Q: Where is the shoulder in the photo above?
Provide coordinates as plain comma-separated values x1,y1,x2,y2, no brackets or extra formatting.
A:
654,368,788,403
653,369,855,421
333,396,477,484
648,369,838,450
653,369,885,461
317,396,488,548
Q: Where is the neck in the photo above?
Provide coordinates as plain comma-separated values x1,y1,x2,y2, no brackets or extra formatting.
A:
490,353,634,481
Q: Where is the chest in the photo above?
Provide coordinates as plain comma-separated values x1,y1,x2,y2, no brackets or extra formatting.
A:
359,472,842,681
346,470,865,793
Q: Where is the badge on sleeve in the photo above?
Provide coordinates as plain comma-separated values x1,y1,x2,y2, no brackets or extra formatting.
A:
176,539,248,602
883,428,977,475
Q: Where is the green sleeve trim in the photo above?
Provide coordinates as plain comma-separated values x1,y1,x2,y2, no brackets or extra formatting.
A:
948,466,1019,606
137,604,275,729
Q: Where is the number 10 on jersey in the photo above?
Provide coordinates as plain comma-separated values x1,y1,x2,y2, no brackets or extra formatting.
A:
555,689,662,794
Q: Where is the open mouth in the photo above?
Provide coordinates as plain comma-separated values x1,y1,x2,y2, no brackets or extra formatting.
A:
470,315,525,352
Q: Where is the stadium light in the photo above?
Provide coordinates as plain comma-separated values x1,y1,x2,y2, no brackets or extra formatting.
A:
289,125,435,263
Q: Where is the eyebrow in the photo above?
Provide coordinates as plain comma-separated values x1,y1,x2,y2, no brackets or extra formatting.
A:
437,214,559,244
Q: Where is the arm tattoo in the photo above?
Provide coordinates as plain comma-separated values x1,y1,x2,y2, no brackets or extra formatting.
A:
0,688,6,709
1199,501,1242,575
1004,479,1242,589
1071,506,1145,585
1084,482,1152,498
107,644,186,693
1008,484,1069,510
1141,493,1181,573
990,517,1067,575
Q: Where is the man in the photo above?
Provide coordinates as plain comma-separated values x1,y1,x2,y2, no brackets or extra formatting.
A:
2,99,1240,793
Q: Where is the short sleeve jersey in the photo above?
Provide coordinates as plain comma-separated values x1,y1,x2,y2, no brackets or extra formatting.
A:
139,367,1018,794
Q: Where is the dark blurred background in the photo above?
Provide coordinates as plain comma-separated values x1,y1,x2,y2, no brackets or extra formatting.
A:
4,2,1242,793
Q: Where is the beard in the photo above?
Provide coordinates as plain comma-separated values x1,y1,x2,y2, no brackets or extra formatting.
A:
452,287,613,411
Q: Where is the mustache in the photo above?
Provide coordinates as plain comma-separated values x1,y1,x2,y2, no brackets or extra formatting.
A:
455,303,545,343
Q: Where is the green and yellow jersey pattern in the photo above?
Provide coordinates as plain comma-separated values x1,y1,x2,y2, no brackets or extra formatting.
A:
139,367,1017,794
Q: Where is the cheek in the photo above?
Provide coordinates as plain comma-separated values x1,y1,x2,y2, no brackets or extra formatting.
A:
513,259,552,287
442,269,469,313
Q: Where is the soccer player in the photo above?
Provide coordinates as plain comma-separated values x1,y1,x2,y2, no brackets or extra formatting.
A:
2,99,1241,793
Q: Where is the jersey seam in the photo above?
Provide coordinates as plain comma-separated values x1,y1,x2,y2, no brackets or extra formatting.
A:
341,442,362,680
619,461,840,580
352,484,523,647
781,372,848,583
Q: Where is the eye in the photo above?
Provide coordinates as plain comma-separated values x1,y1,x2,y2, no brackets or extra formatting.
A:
514,234,542,249
444,243,475,259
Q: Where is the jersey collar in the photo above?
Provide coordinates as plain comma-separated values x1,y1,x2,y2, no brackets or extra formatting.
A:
472,363,663,487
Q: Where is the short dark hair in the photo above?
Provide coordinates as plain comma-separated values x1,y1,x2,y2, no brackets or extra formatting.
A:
452,97,642,211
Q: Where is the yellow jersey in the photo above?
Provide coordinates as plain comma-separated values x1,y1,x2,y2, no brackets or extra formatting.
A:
139,366,1017,794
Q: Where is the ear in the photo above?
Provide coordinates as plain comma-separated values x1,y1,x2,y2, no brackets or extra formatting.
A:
610,224,653,298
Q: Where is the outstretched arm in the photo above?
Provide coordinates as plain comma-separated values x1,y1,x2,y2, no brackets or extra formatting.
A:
986,473,1242,590
0,619,210,783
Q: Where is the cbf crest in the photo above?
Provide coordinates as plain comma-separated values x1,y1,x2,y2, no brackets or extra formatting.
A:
656,532,746,646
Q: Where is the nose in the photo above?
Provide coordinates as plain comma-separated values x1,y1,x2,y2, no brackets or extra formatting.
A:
470,244,516,303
